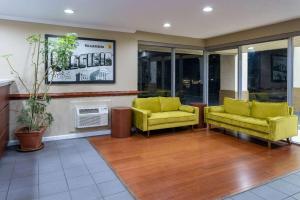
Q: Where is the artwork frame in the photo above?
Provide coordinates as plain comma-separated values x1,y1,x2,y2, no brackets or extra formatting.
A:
45,34,116,84
271,54,287,83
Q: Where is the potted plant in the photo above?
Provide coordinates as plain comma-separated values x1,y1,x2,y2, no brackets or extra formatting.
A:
3,33,77,151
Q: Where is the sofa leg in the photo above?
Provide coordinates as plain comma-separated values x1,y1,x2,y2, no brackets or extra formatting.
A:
191,125,194,131
147,130,150,137
287,138,292,145
135,128,139,135
207,124,211,130
268,141,272,149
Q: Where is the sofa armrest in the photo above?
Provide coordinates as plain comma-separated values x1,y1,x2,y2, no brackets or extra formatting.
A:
131,107,150,131
193,106,199,124
267,115,298,140
204,106,224,123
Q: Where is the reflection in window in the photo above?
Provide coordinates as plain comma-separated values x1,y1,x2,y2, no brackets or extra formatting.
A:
243,40,288,102
175,49,203,104
138,46,171,97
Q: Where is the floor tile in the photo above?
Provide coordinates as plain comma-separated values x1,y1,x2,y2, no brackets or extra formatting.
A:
39,179,68,198
92,170,117,184
1,138,131,200
104,191,134,200
61,157,85,169
38,157,61,168
231,191,264,200
0,167,13,181
67,174,95,190
10,175,38,190
70,185,103,200
97,179,126,197
0,191,7,200
267,179,300,195
38,191,71,200
39,162,63,174
0,179,10,192
250,185,288,200
39,171,65,184
293,192,300,200
82,155,106,165
0,153,16,164
87,162,110,174
287,197,298,200
7,185,38,200
64,165,90,179
283,174,300,187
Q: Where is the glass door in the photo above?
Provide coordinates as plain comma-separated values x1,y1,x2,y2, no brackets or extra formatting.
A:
175,49,204,104
208,49,238,105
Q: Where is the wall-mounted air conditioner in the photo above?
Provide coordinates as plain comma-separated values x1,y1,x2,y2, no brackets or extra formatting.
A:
75,106,108,128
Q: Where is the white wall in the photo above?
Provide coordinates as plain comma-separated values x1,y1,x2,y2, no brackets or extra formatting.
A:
294,47,300,87
242,53,248,92
220,55,237,91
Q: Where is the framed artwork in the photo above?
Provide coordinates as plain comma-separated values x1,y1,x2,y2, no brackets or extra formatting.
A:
45,34,115,84
271,55,287,82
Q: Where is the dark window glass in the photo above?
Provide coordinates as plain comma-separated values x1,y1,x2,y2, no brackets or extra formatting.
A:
175,51,203,104
248,49,287,102
138,47,171,97
208,54,220,105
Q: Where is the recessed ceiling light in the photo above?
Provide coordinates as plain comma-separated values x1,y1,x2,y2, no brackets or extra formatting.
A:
64,9,74,14
163,23,171,28
203,6,213,12
248,47,255,50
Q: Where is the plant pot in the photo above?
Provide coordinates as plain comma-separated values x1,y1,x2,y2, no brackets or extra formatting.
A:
15,127,46,152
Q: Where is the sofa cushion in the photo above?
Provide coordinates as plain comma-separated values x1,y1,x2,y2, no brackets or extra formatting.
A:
148,111,195,126
206,112,269,133
224,97,251,117
159,97,181,112
179,105,194,113
251,101,289,119
134,97,161,113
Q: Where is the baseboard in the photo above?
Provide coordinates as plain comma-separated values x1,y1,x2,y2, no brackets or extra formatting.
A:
8,129,111,146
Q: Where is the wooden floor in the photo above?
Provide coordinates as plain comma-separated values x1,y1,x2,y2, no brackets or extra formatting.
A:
89,128,300,200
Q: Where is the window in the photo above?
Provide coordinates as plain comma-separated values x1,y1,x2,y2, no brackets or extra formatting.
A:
242,40,288,102
138,46,171,97
175,49,203,104
138,45,204,103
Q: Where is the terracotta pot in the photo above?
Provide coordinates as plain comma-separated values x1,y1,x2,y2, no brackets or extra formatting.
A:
15,127,46,151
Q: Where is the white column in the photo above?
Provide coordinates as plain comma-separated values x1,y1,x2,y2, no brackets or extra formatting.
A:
241,52,249,99
220,55,238,92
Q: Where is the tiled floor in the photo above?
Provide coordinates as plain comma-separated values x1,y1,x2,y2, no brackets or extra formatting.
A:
224,170,300,200
0,138,135,200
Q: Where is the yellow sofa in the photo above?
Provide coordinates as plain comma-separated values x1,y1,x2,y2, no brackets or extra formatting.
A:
132,97,199,136
205,97,298,148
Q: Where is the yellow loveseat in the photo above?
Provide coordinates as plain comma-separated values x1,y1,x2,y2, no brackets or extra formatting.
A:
205,97,298,148
132,97,199,136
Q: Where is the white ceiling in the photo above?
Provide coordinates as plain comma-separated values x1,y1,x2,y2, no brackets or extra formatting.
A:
1,0,300,38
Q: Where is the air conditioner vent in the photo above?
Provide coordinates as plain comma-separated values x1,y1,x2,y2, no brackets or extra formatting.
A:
79,108,99,114
75,106,108,128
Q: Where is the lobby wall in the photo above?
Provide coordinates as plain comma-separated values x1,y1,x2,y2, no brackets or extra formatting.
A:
205,18,300,47
0,19,204,140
